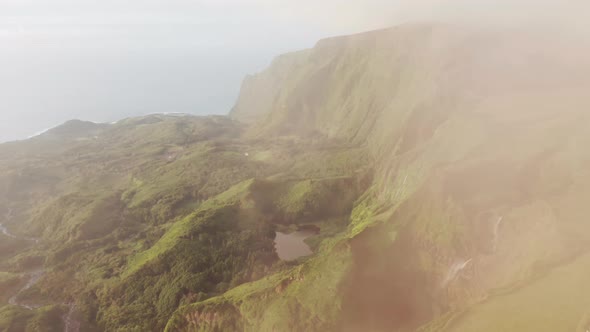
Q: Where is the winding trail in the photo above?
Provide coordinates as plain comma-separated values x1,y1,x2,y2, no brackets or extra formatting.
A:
8,270,44,310
1,209,38,243
63,304,81,332
2,207,79,332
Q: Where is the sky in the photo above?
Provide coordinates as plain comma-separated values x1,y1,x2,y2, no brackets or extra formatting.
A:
0,0,409,142
0,0,587,142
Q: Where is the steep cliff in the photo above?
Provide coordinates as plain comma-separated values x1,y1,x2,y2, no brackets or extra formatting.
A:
170,23,590,331
3,22,590,332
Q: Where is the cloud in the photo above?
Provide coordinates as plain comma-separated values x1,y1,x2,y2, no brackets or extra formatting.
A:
2,0,588,32
0,0,587,142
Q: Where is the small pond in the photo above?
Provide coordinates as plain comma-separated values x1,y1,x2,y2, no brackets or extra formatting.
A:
274,230,317,261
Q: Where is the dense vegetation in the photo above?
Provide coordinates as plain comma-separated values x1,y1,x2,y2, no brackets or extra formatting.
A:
2,23,590,332
0,114,369,331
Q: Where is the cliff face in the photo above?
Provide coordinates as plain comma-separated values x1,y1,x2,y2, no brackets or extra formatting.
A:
231,23,590,154
3,22,590,332
230,49,312,124
230,21,590,256
185,23,590,331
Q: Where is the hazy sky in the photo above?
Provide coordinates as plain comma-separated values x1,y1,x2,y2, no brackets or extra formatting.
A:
0,0,587,142
0,0,407,142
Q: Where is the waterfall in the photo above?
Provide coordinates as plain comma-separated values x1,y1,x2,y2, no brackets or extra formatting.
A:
8,270,45,310
492,216,503,252
442,258,472,287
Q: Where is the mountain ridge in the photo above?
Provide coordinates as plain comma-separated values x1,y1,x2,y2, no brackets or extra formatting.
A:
2,22,590,332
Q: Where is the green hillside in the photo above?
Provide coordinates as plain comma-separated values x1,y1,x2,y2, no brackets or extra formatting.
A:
2,23,590,331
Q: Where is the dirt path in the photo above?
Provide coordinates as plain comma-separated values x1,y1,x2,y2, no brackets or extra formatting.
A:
3,207,80,332
62,304,81,332
1,208,38,243
8,270,44,310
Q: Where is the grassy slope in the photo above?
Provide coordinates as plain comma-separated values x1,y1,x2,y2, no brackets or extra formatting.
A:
3,23,590,332
170,24,590,332
0,305,63,332
0,114,369,331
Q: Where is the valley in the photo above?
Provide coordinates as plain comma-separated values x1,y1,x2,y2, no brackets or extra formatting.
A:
2,22,590,331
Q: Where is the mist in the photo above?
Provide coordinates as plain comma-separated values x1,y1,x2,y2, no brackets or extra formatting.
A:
3,1,590,331
1,0,588,142
0,21,316,142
